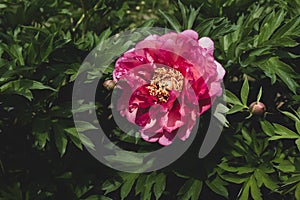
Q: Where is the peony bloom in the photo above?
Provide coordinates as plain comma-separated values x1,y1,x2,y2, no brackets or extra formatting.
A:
112,30,225,146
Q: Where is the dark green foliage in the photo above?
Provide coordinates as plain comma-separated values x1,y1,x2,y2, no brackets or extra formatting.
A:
0,0,300,199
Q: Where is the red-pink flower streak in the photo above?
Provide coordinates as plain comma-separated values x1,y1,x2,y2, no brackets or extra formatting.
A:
113,30,225,146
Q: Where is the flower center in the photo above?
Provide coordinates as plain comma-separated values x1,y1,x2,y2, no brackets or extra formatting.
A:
147,67,184,103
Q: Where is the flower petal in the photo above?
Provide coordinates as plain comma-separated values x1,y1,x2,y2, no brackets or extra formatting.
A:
198,37,214,55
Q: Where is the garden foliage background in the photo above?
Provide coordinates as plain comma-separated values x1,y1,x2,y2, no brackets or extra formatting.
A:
0,0,300,199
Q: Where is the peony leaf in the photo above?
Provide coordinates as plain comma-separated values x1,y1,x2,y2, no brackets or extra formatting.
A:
296,184,300,200
249,176,263,200
260,120,275,136
239,180,250,200
257,10,286,45
102,179,122,195
153,173,166,200
280,110,300,122
256,86,263,102
273,123,299,138
296,139,300,152
84,195,113,200
296,122,300,134
64,127,83,150
205,176,228,198
254,169,278,190
241,76,249,106
177,179,202,200
225,90,242,105
0,79,56,101
159,10,181,32
187,6,201,30
227,104,245,114
53,124,68,157
178,0,187,28
272,15,300,40
120,173,139,200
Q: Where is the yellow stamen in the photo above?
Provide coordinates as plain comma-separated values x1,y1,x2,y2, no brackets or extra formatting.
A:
147,67,184,103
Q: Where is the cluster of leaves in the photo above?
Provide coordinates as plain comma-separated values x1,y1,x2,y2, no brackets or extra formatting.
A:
0,0,300,199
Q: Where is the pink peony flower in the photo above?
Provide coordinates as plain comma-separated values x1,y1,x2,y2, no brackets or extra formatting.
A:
113,30,225,146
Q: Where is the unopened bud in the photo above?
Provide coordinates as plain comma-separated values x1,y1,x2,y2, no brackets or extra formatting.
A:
249,102,266,115
103,80,116,90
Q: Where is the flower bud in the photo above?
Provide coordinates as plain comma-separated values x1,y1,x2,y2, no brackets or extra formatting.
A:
103,80,116,90
249,102,266,115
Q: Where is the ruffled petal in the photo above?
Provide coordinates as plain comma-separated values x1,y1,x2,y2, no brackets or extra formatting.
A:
198,37,214,55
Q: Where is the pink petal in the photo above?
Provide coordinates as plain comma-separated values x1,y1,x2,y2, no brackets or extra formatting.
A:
214,61,226,80
198,37,214,55
181,30,198,40
158,131,176,146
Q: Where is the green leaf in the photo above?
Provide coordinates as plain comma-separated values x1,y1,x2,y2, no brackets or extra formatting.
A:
254,169,278,190
53,124,68,156
296,139,300,152
272,15,300,40
195,18,214,36
269,37,299,47
159,10,181,32
35,132,49,149
120,174,139,200
139,19,156,28
219,173,248,184
296,122,300,134
249,176,262,200
187,6,201,29
97,28,112,48
257,10,285,45
280,110,300,122
257,87,263,102
177,179,202,200
283,175,300,186
0,182,23,200
268,123,299,140
78,133,95,150
205,176,228,198
239,180,250,200
64,127,83,150
214,108,229,127
237,166,255,175
102,179,122,195
260,120,275,136
259,57,298,94
75,121,98,132
104,151,144,167
141,173,156,200
32,117,51,149
40,33,55,62
274,160,296,173
295,184,300,200
0,79,56,101
274,123,299,138
218,161,238,173
135,174,147,196
56,171,72,179
84,195,113,200
241,76,249,106
178,0,187,28
0,43,24,65
241,128,252,145
227,104,245,114
153,173,166,200
225,90,242,105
